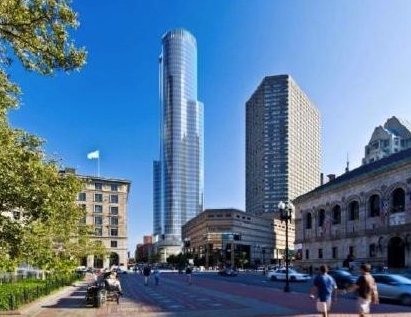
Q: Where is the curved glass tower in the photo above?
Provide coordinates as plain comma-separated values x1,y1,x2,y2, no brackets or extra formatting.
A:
154,29,204,257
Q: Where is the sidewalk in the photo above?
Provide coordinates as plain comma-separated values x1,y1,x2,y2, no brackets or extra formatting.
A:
1,273,410,317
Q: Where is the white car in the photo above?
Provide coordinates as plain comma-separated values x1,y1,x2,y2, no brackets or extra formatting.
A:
266,268,311,282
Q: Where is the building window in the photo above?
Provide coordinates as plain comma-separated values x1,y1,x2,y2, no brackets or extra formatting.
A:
110,217,118,226
95,182,103,190
392,188,405,213
12,210,21,220
79,216,86,224
332,205,341,224
110,206,119,215
305,213,312,229
305,249,309,260
332,247,338,259
110,194,118,204
369,194,380,217
111,241,118,248
110,228,118,236
349,201,359,221
318,248,323,259
349,246,355,258
369,243,376,257
111,184,118,191
94,205,103,213
94,193,103,202
318,209,325,227
95,227,102,236
94,216,102,225
78,192,86,201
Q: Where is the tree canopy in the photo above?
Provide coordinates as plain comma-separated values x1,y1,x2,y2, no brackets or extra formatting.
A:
0,1,104,272
0,0,86,115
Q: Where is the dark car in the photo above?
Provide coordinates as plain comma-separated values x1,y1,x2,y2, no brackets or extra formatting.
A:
328,269,357,289
218,267,238,277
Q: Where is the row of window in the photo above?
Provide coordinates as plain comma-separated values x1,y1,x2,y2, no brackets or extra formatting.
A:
94,183,118,191
78,193,119,203
95,226,119,237
94,216,119,226
305,244,378,260
304,188,406,229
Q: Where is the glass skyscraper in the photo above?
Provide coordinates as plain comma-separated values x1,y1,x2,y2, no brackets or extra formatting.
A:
154,29,204,258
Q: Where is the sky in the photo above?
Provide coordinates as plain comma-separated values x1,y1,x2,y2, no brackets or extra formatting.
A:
7,0,411,253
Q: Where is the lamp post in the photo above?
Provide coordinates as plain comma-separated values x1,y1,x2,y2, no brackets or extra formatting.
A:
278,200,294,293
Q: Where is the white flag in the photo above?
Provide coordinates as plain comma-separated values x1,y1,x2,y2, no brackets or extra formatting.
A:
87,150,99,159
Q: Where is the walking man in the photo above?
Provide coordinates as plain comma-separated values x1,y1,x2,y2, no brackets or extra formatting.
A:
309,265,337,317
347,263,379,317
185,266,192,285
143,264,151,286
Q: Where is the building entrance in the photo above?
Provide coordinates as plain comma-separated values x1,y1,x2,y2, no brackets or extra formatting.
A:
387,237,405,268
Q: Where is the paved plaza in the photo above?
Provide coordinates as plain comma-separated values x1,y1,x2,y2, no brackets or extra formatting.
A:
2,272,410,317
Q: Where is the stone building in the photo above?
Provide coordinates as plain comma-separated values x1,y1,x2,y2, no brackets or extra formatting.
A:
294,147,411,270
363,116,411,165
75,170,131,269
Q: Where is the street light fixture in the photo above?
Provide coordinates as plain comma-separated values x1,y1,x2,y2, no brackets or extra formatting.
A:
278,200,294,293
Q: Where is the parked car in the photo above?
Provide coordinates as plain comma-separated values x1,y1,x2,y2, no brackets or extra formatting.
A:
328,269,357,289
218,267,238,277
373,273,411,306
266,268,310,282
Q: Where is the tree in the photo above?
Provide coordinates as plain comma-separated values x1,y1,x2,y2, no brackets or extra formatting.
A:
0,0,86,113
0,1,94,272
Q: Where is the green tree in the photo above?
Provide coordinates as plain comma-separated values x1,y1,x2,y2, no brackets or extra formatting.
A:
0,0,94,272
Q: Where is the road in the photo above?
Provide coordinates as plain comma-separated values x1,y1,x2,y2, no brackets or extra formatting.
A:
8,271,411,317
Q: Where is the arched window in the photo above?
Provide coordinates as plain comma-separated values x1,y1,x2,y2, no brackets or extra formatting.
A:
392,188,405,213
318,209,325,227
332,205,341,224
349,201,359,221
369,195,380,217
305,213,312,229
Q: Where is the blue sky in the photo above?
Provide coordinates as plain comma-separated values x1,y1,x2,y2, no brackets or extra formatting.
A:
7,1,411,252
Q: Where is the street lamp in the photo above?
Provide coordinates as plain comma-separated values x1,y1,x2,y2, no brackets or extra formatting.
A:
278,200,294,293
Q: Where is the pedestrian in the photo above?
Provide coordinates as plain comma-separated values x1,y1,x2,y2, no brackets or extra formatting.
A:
309,264,337,317
106,271,123,294
153,267,160,285
185,266,192,285
346,263,379,317
143,264,151,286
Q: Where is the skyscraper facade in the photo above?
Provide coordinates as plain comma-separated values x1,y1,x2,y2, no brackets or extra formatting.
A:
154,29,204,259
246,74,321,215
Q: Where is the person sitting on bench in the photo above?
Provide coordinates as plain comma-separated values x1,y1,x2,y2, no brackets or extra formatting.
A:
106,271,122,294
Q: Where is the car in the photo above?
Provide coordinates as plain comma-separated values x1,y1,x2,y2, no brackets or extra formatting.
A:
115,268,128,274
373,273,411,306
218,267,238,277
328,269,357,289
266,268,311,282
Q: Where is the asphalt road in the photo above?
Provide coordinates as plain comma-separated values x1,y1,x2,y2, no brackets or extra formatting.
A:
8,271,411,317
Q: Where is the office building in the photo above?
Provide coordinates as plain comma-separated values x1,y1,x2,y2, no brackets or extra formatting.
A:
181,208,275,267
246,74,321,215
362,116,411,165
75,170,131,269
154,29,204,261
